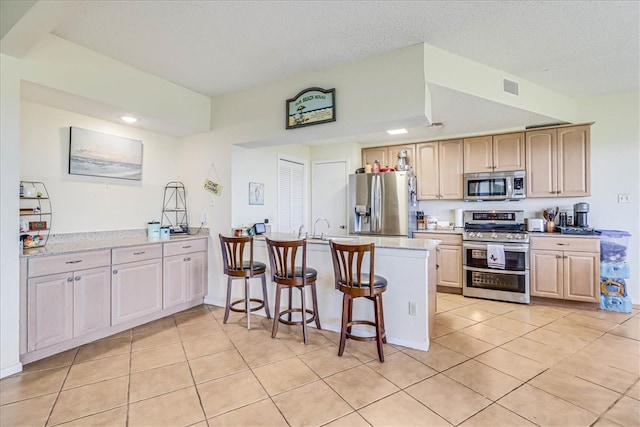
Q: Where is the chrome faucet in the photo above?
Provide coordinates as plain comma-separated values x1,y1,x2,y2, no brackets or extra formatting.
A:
313,218,330,239
297,224,306,239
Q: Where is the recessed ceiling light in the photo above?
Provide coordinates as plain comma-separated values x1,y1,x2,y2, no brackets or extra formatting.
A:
386,128,408,135
120,115,138,123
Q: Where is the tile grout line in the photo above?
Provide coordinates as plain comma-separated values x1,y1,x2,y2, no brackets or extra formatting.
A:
180,307,212,426
43,347,77,427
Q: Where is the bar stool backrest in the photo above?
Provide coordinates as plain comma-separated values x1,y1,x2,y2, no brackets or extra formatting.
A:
330,241,376,297
219,234,256,278
265,238,307,286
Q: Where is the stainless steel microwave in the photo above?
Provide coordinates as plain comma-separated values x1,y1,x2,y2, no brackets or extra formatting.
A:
464,170,526,201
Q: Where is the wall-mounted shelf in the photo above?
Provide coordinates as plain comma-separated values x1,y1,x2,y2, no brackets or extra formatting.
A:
20,181,52,249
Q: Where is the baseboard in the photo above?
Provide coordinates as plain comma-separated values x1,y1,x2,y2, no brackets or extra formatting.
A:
437,286,462,295
1,362,23,379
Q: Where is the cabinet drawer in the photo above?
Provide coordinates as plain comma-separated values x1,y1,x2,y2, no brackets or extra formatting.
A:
28,250,111,277
164,238,207,256
112,244,163,264
415,232,462,246
530,236,599,252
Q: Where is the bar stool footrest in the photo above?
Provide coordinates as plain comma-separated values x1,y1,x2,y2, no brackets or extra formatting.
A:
277,308,317,326
229,298,266,313
345,320,386,342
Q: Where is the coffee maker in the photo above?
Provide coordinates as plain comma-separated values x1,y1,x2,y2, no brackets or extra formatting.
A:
573,202,590,228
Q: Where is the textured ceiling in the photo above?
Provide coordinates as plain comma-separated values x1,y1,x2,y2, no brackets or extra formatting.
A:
49,0,639,100
3,1,639,142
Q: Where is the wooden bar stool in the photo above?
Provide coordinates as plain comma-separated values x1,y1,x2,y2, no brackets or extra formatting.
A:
329,240,387,362
265,238,321,344
219,234,271,329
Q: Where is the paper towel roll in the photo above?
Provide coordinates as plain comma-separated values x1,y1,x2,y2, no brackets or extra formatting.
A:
454,209,464,229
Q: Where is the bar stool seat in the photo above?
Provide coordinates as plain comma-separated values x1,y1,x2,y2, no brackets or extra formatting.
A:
329,240,387,362
219,234,271,329
266,238,321,344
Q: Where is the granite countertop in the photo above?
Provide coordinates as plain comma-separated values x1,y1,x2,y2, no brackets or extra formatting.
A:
527,232,600,239
256,232,440,251
21,229,210,258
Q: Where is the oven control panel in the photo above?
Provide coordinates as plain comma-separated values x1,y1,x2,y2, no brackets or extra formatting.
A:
464,231,529,243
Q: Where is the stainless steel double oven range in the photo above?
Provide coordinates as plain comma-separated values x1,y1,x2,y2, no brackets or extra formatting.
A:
462,210,530,304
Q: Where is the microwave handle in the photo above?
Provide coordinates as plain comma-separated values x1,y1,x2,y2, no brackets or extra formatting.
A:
507,177,512,197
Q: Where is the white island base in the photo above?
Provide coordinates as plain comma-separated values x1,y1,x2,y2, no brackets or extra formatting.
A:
239,235,439,351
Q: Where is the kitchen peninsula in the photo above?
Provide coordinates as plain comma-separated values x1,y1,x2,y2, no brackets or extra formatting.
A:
254,233,440,351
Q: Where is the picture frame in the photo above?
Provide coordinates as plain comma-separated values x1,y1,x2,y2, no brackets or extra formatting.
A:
286,87,336,129
249,182,264,205
69,126,143,180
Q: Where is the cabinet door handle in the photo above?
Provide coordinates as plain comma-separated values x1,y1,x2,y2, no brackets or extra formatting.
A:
182,245,192,249
187,257,192,261
74,276,81,281
133,251,146,255
557,243,568,246
113,270,118,275
563,256,568,259
67,277,74,282
436,264,440,270
66,260,82,264
556,255,562,259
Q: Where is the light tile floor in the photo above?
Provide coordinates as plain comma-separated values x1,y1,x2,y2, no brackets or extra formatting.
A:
2,293,639,426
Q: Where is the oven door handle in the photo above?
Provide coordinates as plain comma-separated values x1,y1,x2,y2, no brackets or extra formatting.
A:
462,242,530,252
463,265,528,275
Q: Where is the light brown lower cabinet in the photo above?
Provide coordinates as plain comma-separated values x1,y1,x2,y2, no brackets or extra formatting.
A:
530,236,600,302
414,232,462,289
111,244,164,325
163,239,208,308
27,251,111,352
22,238,208,362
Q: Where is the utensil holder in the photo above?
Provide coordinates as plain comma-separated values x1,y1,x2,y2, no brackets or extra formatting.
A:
546,221,555,233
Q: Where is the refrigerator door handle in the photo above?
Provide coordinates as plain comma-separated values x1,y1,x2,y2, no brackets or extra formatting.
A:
370,175,376,232
374,174,382,232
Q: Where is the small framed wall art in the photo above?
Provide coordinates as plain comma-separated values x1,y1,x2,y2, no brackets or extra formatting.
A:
249,182,264,205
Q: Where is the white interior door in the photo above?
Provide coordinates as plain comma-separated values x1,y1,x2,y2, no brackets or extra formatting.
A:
312,160,348,236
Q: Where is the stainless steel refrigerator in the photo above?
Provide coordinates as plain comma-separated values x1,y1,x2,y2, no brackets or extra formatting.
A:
348,171,414,237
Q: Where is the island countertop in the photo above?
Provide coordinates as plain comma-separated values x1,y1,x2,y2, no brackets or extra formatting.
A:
257,232,441,251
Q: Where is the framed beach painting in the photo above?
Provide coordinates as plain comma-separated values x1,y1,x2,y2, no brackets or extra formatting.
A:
69,126,143,180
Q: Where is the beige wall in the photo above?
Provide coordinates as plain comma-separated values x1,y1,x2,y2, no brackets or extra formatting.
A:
0,55,22,377
20,102,181,232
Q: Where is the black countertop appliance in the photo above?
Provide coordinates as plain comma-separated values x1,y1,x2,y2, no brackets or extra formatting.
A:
574,202,590,228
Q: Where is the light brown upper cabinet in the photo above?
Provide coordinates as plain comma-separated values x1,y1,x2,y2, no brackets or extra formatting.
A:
362,146,388,168
362,144,415,170
526,124,591,198
416,139,464,200
464,132,525,173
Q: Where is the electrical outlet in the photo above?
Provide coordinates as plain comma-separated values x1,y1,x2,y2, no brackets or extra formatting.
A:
618,194,630,203
408,301,417,316
209,197,216,207
200,212,207,224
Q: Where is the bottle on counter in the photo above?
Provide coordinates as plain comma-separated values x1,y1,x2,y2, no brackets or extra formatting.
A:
372,160,380,173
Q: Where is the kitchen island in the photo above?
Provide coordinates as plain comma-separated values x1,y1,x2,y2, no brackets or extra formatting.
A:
254,233,440,351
